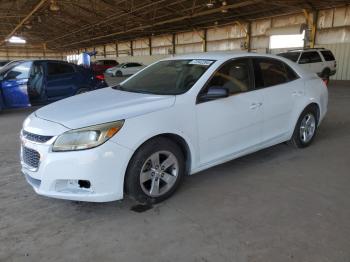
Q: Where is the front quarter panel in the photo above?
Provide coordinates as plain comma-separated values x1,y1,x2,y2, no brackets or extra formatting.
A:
110,102,199,173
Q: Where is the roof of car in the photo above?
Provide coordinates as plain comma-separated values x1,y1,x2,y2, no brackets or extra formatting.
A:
162,51,283,62
282,48,331,53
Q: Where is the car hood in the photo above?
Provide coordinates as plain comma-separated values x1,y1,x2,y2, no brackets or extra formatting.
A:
35,87,176,129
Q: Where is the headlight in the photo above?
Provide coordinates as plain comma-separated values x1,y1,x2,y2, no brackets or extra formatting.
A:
52,120,124,152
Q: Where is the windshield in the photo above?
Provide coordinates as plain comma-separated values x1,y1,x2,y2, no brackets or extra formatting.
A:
277,52,301,62
0,61,32,80
0,61,23,75
115,59,215,95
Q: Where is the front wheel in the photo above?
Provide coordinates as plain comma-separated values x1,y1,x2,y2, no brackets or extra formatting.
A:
289,106,318,148
125,138,185,204
115,71,123,77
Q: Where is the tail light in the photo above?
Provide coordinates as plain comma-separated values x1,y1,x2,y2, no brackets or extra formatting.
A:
322,78,329,86
95,74,105,81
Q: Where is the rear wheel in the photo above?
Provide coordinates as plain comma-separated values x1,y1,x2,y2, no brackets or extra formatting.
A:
290,106,318,148
125,137,185,204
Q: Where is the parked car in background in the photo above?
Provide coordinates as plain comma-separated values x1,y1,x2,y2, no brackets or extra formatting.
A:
20,52,328,203
277,48,336,83
91,59,118,75
105,62,146,77
0,60,107,110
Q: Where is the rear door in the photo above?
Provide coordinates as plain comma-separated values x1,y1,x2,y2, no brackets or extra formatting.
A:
298,51,324,74
253,57,302,143
45,62,76,101
320,50,336,72
0,61,32,108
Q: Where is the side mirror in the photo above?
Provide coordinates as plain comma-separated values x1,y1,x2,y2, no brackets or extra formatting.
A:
199,86,229,102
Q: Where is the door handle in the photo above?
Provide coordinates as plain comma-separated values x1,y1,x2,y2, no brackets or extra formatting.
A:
250,102,262,110
292,90,303,96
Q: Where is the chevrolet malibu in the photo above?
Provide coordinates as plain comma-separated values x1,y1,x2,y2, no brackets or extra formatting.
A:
20,52,328,203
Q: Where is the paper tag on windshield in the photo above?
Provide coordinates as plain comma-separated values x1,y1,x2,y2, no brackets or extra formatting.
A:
189,60,213,66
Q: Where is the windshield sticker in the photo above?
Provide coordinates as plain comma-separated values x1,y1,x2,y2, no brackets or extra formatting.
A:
189,60,214,66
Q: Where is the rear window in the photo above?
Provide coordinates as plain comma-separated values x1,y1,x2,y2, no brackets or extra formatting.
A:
299,51,322,64
253,58,298,88
278,52,301,62
321,50,335,61
47,62,75,75
105,60,117,65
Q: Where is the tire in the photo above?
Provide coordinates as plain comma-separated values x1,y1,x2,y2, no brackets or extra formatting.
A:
289,106,318,148
76,88,89,95
115,71,123,77
125,137,185,204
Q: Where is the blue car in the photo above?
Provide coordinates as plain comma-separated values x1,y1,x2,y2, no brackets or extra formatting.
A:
0,60,107,110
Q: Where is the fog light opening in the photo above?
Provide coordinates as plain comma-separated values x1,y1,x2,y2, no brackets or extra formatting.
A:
78,180,91,189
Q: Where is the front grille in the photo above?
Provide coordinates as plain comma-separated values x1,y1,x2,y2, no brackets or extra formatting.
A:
22,130,53,143
22,147,40,169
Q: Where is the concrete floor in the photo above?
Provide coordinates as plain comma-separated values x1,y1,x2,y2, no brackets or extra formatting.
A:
0,80,349,262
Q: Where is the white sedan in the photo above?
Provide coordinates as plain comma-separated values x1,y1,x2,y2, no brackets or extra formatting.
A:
20,52,328,203
105,62,145,77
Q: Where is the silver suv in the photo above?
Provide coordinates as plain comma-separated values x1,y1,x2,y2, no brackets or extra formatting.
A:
278,48,336,81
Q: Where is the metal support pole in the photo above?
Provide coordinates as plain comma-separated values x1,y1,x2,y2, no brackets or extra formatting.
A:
172,33,176,55
203,29,207,52
149,37,152,56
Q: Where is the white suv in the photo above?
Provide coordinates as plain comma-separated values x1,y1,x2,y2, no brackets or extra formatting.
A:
278,48,336,81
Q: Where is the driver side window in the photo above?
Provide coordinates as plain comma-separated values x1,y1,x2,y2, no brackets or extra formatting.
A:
4,61,32,81
206,58,252,95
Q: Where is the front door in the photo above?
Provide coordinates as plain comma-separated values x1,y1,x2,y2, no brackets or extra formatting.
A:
1,61,32,108
196,58,263,166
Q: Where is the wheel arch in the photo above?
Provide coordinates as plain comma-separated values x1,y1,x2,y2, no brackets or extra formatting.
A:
290,101,321,139
126,132,193,177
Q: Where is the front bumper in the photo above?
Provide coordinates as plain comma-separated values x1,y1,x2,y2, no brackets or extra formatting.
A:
21,137,133,202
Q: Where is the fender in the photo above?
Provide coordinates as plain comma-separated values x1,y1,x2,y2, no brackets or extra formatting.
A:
288,78,326,139
110,105,199,174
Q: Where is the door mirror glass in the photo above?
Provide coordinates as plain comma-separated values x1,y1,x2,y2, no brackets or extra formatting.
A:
199,86,229,101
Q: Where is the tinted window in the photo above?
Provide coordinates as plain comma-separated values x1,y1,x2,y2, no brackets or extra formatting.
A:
321,50,335,61
129,63,142,67
205,58,252,95
105,60,117,65
285,63,299,81
4,61,32,80
117,59,213,95
299,51,322,64
47,62,74,75
278,52,301,62
254,58,289,88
